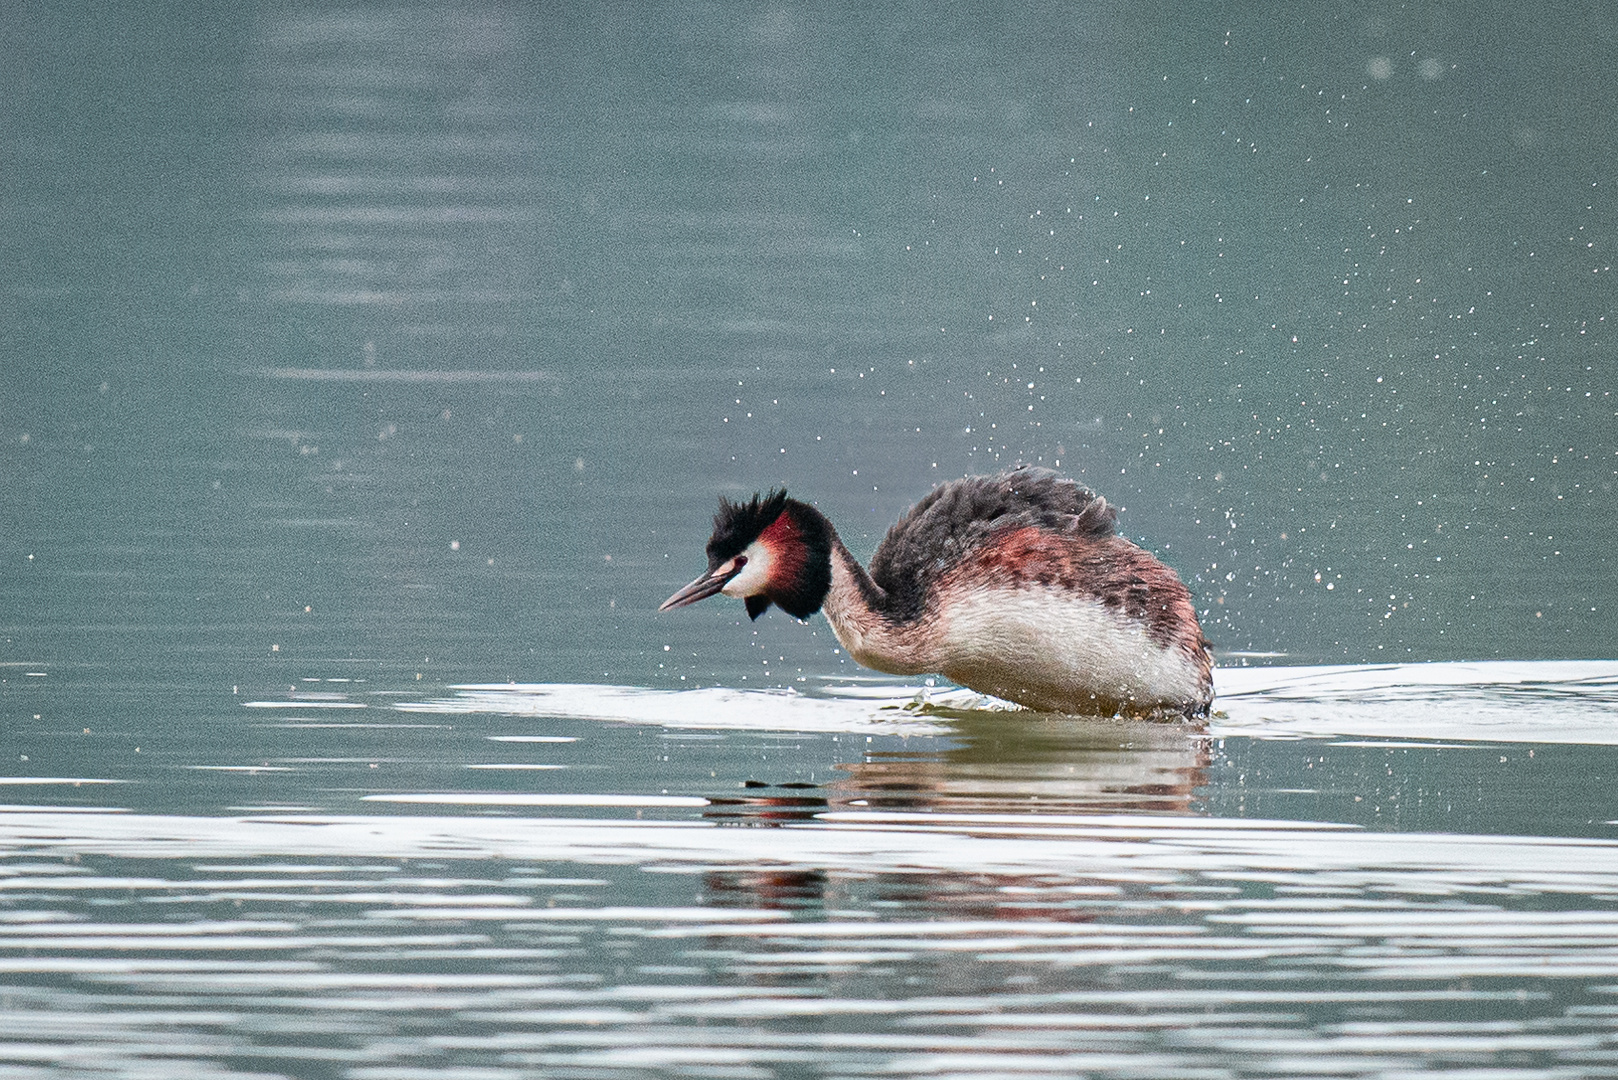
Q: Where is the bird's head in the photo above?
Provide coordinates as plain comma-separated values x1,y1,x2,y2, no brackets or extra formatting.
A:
659,489,832,621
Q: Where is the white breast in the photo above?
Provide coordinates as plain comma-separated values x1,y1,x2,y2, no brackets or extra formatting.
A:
931,587,1206,713
820,547,1205,714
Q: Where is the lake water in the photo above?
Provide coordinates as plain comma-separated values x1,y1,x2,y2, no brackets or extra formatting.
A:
3,2,1616,1077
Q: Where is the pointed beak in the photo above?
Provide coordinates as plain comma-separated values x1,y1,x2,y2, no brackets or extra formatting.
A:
659,564,740,611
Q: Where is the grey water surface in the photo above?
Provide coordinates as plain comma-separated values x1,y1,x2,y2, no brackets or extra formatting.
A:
3,2,1617,1077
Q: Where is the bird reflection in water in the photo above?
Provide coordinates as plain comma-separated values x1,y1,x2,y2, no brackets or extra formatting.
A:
839,711,1211,816
702,712,1211,915
706,712,1211,825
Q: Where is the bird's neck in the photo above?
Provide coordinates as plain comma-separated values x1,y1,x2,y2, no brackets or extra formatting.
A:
821,538,933,676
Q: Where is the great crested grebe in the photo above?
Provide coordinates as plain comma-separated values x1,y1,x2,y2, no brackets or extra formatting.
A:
660,467,1213,717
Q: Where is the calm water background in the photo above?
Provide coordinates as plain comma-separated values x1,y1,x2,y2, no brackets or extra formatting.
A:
3,2,1617,1077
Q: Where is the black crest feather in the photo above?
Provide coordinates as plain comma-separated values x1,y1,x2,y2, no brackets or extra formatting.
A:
707,489,788,566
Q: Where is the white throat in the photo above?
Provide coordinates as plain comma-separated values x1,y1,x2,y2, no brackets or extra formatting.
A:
719,539,773,598
820,544,934,676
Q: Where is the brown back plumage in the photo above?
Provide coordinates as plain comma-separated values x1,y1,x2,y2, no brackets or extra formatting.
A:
867,467,1115,621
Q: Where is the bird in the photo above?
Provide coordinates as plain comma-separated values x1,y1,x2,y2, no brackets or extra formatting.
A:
660,467,1213,717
